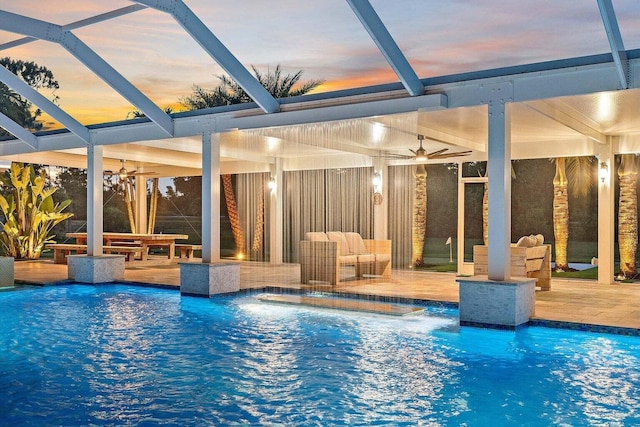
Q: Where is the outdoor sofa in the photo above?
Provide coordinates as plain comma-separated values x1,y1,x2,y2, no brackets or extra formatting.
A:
300,231,391,285
473,234,552,290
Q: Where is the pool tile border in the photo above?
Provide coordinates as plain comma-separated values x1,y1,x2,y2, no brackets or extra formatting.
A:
528,319,640,337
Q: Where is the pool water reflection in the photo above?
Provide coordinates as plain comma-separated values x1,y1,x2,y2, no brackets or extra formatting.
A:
0,284,638,426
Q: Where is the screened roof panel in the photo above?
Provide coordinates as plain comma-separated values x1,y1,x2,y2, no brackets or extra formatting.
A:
186,0,395,91
614,0,640,50
372,0,615,78
0,0,132,24
1,0,638,129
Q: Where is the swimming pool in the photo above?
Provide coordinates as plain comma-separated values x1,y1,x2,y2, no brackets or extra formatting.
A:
1,284,638,426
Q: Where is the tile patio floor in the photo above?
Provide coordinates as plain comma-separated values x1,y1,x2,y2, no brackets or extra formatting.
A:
12,258,640,332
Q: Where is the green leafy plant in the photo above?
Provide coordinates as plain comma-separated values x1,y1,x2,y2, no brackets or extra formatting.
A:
0,163,73,259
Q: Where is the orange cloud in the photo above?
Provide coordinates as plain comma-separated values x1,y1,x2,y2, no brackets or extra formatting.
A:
312,68,399,93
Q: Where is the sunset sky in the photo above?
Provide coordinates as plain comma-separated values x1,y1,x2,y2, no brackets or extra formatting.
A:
1,0,640,128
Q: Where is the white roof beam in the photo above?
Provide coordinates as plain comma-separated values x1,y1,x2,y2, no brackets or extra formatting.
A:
0,11,173,137
0,113,38,150
524,100,606,144
597,0,628,89
134,0,280,114
0,65,91,143
346,0,423,96
0,5,147,51
251,128,381,157
221,93,448,132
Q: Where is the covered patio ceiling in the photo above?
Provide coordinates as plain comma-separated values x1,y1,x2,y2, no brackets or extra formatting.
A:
0,1,640,177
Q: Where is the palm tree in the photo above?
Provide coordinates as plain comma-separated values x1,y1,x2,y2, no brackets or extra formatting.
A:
617,154,638,278
181,65,323,109
126,106,175,119
412,164,427,266
182,65,324,256
222,174,246,258
551,157,593,272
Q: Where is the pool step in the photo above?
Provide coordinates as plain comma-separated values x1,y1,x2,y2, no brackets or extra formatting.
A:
257,294,424,316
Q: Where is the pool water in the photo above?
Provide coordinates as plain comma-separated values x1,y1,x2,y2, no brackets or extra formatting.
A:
1,284,639,426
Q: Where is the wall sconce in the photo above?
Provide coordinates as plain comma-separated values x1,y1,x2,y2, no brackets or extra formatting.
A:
599,162,608,183
268,177,276,192
372,171,383,205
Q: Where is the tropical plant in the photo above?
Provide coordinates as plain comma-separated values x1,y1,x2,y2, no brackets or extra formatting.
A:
481,162,515,245
181,64,324,109
551,157,593,272
0,57,59,137
222,174,245,258
412,164,427,266
0,163,73,259
617,154,638,278
126,106,175,119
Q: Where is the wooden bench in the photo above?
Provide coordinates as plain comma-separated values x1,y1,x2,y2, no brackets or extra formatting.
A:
175,244,202,260
46,243,144,264
103,246,144,262
473,244,552,290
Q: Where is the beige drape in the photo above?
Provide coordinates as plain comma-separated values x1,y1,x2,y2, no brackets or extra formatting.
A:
283,167,373,263
388,165,414,268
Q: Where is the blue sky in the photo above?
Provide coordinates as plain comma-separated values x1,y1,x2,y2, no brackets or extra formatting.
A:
1,0,639,127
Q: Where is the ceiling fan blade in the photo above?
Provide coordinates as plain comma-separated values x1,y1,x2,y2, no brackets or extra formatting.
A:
373,152,413,159
408,149,417,155
426,148,449,158
429,150,473,159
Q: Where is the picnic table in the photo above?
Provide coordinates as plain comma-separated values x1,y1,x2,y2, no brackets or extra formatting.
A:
66,232,189,261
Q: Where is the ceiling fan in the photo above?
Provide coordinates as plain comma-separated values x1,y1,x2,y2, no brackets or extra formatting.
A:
379,134,473,161
104,159,158,180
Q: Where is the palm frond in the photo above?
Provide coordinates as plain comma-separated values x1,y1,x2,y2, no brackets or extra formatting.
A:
566,156,595,197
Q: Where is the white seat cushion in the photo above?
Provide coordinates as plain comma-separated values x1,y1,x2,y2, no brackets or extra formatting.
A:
374,253,391,262
306,232,329,242
339,255,358,264
357,253,375,263
344,232,368,255
327,231,350,256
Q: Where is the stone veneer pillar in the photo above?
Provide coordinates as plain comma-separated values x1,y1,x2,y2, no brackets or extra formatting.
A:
456,276,536,328
0,257,14,287
68,255,125,284
180,262,240,297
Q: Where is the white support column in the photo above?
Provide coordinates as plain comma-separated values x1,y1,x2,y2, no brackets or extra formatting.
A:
597,138,615,284
86,144,103,256
135,176,148,234
69,143,124,284
201,131,220,263
486,84,513,281
269,158,284,264
457,163,465,274
458,175,488,276
181,131,239,297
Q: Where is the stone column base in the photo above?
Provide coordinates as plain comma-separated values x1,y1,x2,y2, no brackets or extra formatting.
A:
456,275,536,328
180,262,240,297
68,255,125,284
0,257,14,287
